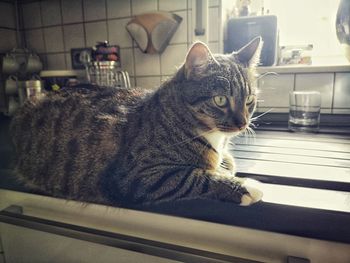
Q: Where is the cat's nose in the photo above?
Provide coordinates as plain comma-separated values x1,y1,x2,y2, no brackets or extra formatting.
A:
233,118,246,130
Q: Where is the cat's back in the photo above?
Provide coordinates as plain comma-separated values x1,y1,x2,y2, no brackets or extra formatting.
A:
11,84,148,202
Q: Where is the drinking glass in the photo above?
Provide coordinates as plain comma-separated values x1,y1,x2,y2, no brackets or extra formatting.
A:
288,91,321,132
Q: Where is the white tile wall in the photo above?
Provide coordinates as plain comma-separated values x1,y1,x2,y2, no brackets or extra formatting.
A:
169,11,187,44
0,2,15,29
333,108,350,114
333,73,350,111
208,42,219,53
38,53,47,68
258,74,294,108
208,7,219,42
61,0,83,24
63,24,85,51
19,0,193,78
255,72,350,114
160,44,187,75
120,48,134,76
44,26,65,53
41,0,62,26
108,18,133,48
83,0,106,21
187,9,193,44
295,73,334,112
136,76,161,90
0,28,17,52
25,29,45,53
134,49,161,76
46,53,66,70
85,21,108,47
107,0,131,18
131,0,157,15
22,2,41,29
8,0,348,116
65,53,72,70
159,0,187,11
209,0,220,7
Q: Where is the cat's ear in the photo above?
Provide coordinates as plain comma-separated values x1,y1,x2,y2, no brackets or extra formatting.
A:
233,36,263,68
184,41,217,79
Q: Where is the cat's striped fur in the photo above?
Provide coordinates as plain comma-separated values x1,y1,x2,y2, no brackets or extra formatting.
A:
11,38,263,206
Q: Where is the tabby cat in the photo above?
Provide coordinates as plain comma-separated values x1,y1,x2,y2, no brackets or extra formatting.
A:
11,37,263,207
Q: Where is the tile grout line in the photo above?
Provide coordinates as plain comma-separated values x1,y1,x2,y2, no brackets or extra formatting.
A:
81,0,87,48
130,0,137,87
293,73,296,91
20,8,190,32
17,1,25,48
331,72,336,114
58,0,67,69
39,0,48,68
157,0,163,80
187,0,191,48
105,0,109,43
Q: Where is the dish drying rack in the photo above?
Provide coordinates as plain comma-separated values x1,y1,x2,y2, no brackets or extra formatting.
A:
81,42,131,89
86,61,131,88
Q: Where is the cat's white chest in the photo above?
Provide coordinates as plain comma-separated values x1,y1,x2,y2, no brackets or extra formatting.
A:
203,131,227,153
201,130,228,170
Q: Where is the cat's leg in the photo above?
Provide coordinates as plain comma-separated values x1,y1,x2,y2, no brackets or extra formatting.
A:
220,151,236,175
175,168,263,206
125,167,263,206
219,152,263,206
238,178,264,206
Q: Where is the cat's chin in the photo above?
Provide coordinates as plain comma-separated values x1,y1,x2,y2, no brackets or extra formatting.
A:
218,128,241,136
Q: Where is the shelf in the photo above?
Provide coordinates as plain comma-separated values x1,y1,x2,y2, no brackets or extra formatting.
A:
39,70,85,78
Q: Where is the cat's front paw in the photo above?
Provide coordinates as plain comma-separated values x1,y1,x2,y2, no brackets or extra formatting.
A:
240,178,263,206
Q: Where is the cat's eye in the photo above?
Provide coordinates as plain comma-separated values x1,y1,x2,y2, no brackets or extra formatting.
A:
246,95,256,105
213,96,228,107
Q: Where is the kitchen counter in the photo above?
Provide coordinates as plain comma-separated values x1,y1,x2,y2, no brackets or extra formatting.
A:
140,129,350,243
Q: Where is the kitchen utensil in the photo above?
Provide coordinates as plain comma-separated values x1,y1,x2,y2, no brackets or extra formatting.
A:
5,75,18,95
25,75,43,100
86,61,130,88
93,41,120,63
25,53,42,73
126,12,182,54
7,96,20,116
2,54,19,74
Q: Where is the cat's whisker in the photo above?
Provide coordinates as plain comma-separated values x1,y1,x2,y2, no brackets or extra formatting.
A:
250,108,274,121
248,126,256,135
252,71,278,85
241,126,256,145
257,71,278,80
249,122,257,128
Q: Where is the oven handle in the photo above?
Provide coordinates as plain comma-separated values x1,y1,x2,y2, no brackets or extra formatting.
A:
0,205,257,263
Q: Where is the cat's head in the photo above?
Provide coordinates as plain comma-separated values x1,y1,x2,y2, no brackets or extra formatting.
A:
176,37,262,134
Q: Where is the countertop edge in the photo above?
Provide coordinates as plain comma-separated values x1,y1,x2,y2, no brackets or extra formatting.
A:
257,64,350,74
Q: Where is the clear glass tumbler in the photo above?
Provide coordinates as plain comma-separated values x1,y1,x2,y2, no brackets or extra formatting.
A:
288,91,321,132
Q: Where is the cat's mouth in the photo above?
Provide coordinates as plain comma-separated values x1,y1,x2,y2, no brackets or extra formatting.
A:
217,125,246,133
